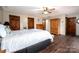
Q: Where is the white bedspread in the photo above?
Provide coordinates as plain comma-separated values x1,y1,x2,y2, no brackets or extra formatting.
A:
1,29,53,52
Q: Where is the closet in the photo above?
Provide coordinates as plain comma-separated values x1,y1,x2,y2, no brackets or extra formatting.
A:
50,18,60,35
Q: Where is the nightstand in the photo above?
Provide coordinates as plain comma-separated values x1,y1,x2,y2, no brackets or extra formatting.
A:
0,49,6,53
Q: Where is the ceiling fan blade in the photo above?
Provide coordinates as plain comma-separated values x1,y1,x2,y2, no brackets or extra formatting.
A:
49,8,55,12
48,11,52,13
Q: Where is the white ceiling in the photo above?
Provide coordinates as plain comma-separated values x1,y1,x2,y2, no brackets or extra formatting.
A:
2,6,79,17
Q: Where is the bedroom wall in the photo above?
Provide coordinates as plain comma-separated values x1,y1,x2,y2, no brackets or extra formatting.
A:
3,10,79,36
40,15,79,36
34,17,43,29
46,19,50,32
46,15,66,35
2,10,66,35
2,10,43,29
59,15,66,35
2,10,28,29
48,15,79,36
64,14,79,36
76,15,79,35
58,14,79,36
76,23,79,35
0,8,3,23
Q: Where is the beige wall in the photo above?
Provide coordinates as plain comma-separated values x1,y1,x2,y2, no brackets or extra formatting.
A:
2,11,28,29
76,16,79,35
0,9,67,35
2,10,79,36
46,19,50,32
59,16,66,35
0,9,3,23
2,10,43,29
58,15,79,36
46,15,66,35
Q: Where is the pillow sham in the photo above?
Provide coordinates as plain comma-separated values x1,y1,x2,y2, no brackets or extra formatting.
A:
0,24,6,37
5,26,11,34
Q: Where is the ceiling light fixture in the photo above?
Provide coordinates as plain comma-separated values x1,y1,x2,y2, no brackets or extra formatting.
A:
42,11,48,15
42,7,55,15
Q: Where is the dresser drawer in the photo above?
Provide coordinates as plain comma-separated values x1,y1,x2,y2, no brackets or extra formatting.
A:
0,49,6,53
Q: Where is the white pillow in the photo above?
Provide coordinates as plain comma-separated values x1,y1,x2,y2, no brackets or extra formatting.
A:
5,26,11,34
0,24,6,37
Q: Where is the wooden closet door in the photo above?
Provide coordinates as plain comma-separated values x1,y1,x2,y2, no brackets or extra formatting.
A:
50,19,60,35
9,15,20,30
66,17,76,36
28,17,34,29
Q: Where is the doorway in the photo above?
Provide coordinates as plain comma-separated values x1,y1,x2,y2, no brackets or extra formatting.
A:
50,18,60,35
66,17,76,36
28,17,34,29
9,15,20,30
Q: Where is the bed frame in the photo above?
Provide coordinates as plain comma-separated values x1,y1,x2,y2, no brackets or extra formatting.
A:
14,39,51,53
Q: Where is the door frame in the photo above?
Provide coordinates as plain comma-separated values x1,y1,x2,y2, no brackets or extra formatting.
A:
9,15,20,30
65,17,76,36
28,17,34,29
50,18,60,35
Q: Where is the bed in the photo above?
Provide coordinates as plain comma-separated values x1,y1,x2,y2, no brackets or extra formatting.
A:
0,27,53,53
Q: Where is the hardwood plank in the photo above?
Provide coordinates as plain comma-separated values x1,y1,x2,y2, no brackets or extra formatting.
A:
39,35,79,53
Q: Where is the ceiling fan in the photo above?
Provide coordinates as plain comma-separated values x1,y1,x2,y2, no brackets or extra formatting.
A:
42,7,55,15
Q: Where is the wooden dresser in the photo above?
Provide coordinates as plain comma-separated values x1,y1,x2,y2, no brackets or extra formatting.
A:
36,24,44,30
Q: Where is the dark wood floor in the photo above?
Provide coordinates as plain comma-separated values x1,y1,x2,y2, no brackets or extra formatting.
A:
39,35,79,53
